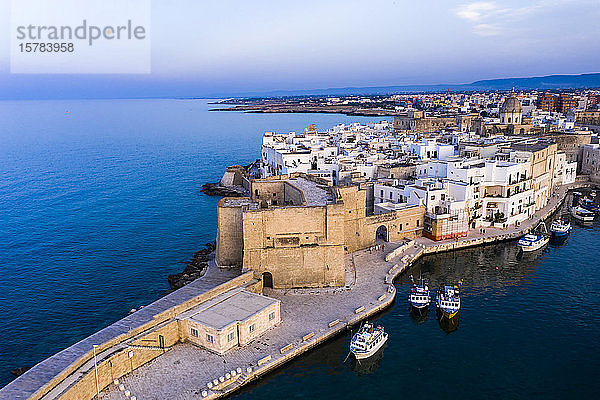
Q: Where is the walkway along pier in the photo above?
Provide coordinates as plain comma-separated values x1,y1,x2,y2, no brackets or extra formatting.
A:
0,179,595,400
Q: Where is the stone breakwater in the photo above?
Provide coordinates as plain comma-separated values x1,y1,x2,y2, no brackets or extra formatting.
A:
167,242,216,292
1,181,594,400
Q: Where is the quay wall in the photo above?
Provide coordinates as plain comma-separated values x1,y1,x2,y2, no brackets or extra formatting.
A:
421,181,597,256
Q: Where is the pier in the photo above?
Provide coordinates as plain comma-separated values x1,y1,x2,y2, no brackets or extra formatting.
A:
1,179,595,400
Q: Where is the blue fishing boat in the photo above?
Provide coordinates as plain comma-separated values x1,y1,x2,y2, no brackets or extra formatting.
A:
436,282,461,319
571,206,594,222
578,197,598,213
518,234,550,251
549,219,571,237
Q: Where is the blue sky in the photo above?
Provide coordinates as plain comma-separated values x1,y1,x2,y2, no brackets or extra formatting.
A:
0,0,599,98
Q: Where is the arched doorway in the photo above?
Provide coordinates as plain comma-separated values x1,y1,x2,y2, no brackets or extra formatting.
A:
262,272,273,289
376,225,388,242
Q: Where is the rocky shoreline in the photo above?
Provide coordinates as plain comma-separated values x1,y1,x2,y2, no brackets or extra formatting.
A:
200,182,246,197
167,242,216,292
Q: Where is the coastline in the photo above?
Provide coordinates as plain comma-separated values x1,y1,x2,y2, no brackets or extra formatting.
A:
1,178,594,400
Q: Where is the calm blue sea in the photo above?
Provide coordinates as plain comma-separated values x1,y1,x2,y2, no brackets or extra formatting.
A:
0,99,388,388
1,100,599,399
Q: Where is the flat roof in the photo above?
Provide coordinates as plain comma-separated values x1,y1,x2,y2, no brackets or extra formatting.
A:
286,177,333,206
180,290,279,331
510,143,553,152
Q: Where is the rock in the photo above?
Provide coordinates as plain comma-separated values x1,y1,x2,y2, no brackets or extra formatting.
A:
201,183,245,197
11,367,30,376
166,243,214,292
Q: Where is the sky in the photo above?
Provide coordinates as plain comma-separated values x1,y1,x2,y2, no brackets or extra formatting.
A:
0,0,599,99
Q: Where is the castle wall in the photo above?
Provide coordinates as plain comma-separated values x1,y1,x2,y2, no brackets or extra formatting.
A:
242,203,345,289
216,198,247,266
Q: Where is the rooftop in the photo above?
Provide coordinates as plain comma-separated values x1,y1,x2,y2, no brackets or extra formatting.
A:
510,142,554,152
286,176,334,206
179,290,279,330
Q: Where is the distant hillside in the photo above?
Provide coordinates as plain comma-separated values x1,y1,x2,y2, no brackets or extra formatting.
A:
466,73,600,90
238,73,600,97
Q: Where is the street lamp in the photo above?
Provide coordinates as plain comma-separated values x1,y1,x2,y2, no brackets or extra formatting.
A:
93,344,99,399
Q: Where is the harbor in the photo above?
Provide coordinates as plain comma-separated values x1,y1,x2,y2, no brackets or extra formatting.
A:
92,179,595,400
1,171,595,400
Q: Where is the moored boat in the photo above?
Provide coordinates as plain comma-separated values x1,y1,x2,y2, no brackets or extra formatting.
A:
518,234,550,251
549,219,571,237
349,322,388,360
578,197,599,213
436,283,461,319
571,206,594,222
408,274,430,313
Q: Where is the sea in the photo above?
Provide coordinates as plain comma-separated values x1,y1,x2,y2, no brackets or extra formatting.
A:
1,99,599,398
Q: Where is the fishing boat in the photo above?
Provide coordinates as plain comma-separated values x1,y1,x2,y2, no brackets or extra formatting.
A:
408,274,430,313
578,197,599,213
436,283,461,319
518,234,550,251
518,221,549,251
571,206,594,222
549,219,571,237
349,322,388,360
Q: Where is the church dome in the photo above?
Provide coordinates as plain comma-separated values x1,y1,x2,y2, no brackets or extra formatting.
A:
500,94,522,114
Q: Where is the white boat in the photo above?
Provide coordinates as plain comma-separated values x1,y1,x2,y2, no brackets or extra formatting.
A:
549,219,571,237
436,283,461,319
408,275,430,312
571,206,594,222
349,322,388,360
517,234,549,251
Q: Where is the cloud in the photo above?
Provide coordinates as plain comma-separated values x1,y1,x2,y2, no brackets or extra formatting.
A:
453,1,542,36
455,2,496,22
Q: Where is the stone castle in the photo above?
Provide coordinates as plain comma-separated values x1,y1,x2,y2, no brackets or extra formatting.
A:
216,173,424,289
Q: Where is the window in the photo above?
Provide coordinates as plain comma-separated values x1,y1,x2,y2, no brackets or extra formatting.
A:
227,332,234,342
207,334,214,343
417,220,420,227
269,312,275,321
191,328,198,338
249,324,255,333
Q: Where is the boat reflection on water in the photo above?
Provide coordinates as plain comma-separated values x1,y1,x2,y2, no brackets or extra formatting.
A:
350,344,386,375
409,307,429,324
549,233,569,247
436,311,459,333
